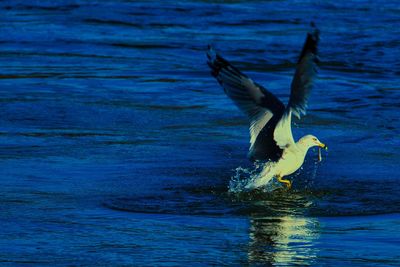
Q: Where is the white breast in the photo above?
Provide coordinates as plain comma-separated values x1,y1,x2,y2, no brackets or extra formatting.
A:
275,144,305,177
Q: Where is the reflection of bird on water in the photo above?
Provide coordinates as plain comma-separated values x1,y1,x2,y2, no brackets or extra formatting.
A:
207,24,327,189
248,215,319,265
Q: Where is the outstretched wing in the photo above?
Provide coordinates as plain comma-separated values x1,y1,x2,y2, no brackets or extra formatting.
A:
207,46,285,161
274,25,320,149
288,24,320,119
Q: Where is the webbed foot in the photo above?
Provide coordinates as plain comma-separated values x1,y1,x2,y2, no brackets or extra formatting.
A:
277,175,292,189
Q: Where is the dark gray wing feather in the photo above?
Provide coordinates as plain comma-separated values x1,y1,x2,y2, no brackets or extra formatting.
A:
274,25,320,149
207,46,285,161
287,25,320,119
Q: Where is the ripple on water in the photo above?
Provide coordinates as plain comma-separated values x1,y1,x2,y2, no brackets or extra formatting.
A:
104,163,400,218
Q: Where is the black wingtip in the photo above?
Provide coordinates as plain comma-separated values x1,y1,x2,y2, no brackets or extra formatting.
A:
297,23,320,63
309,22,320,42
206,45,220,77
206,44,215,60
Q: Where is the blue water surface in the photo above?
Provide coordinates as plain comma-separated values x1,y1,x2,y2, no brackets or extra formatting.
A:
1,0,400,266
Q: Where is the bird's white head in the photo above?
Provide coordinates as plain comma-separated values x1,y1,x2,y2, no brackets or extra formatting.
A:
298,134,328,150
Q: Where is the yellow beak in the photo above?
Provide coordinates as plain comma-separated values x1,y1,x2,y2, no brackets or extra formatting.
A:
319,143,328,150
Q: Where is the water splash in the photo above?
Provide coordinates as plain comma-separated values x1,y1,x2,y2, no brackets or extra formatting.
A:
228,162,281,193
228,154,322,194
228,166,255,193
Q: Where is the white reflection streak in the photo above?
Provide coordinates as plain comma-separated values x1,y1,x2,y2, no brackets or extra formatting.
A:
248,215,320,265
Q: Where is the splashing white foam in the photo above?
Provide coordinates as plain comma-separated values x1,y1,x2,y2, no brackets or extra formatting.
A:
228,162,281,193
228,153,323,193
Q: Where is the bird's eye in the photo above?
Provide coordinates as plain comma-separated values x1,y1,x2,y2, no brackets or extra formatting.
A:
313,138,317,141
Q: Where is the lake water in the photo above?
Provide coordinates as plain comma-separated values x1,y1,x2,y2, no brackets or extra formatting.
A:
1,0,400,266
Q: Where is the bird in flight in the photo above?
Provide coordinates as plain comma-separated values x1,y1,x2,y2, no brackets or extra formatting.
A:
207,24,327,189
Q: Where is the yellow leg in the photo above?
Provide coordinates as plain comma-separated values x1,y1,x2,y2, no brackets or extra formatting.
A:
277,175,292,189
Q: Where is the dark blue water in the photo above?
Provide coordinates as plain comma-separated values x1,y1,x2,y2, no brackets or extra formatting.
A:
1,0,400,265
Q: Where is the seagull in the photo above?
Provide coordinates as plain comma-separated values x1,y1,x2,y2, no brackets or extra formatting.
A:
207,25,327,189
